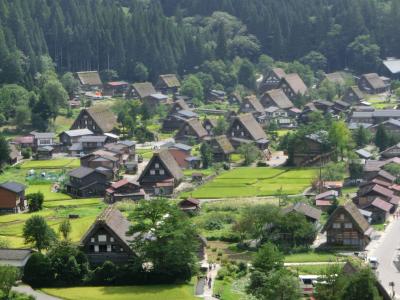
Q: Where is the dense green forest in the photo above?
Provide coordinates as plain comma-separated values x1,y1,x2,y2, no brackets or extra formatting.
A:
1,0,400,88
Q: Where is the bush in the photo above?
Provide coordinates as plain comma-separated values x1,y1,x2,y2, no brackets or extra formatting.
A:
90,261,118,285
256,161,267,167
21,148,32,159
204,219,224,230
26,192,44,212
23,253,54,288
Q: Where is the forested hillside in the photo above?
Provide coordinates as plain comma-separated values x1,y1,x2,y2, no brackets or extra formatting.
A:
1,0,400,87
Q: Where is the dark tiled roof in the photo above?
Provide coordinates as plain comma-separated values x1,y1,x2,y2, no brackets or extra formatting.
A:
376,169,396,182
62,129,93,137
68,167,95,179
315,190,338,200
0,181,26,193
0,249,33,261
31,132,55,139
80,135,108,143
367,197,393,212
283,202,322,221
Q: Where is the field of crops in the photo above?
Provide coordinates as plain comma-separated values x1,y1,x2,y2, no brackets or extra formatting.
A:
183,167,316,198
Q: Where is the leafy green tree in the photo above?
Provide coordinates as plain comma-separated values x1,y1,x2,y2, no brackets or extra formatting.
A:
133,63,149,82
0,135,10,168
100,69,119,82
353,125,372,147
194,72,214,95
128,199,199,282
215,24,228,60
14,105,31,131
26,192,44,212
200,142,213,169
349,162,364,180
314,264,346,300
318,80,337,101
237,59,256,90
342,268,381,300
23,216,56,251
213,117,228,135
181,75,204,104
0,84,31,122
258,54,274,74
23,253,54,288
329,120,353,160
375,124,390,151
47,241,88,285
300,51,327,71
321,162,347,181
238,143,261,165
233,205,281,241
40,79,69,120
248,244,300,300
253,242,284,273
347,35,381,73
0,265,19,298
59,219,71,240
60,72,79,98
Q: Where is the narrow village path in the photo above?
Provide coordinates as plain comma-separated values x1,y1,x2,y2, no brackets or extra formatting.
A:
12,284,61,300
202,264,221,300
284,262,345,266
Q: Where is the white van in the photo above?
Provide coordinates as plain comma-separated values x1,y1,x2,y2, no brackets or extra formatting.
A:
368,257,379,269
299,275,320,295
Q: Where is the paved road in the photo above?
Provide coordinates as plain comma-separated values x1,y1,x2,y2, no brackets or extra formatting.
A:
12,285,61,300
368,216,400,299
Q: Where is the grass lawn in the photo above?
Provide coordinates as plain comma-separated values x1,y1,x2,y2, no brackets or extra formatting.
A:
136,149,154,160
183,169,215,177
0,200,105,248
284,252,343,263
183,167,316,198
42,282,197,300
287,264,338,275
26,184,72,201
0,168,27,184
20,158,80,169
213,280,242,300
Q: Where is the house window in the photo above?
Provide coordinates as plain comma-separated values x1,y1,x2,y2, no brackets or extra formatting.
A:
150,170,155,175
333,223,341,229
110,237,114,242
241,131,244,136
99,245,107,252
344,223,353,229
98,235,107,242
155,163,160,169
340,214,344,220
236,125,240,130
94,245,99,253
107,245,112,252
90,237,95,242
159,169,165,175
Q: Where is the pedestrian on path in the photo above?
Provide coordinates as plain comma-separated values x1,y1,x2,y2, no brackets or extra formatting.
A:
208,277,212,289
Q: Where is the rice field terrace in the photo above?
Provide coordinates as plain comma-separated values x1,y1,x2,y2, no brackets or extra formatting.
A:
183,167,316,199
